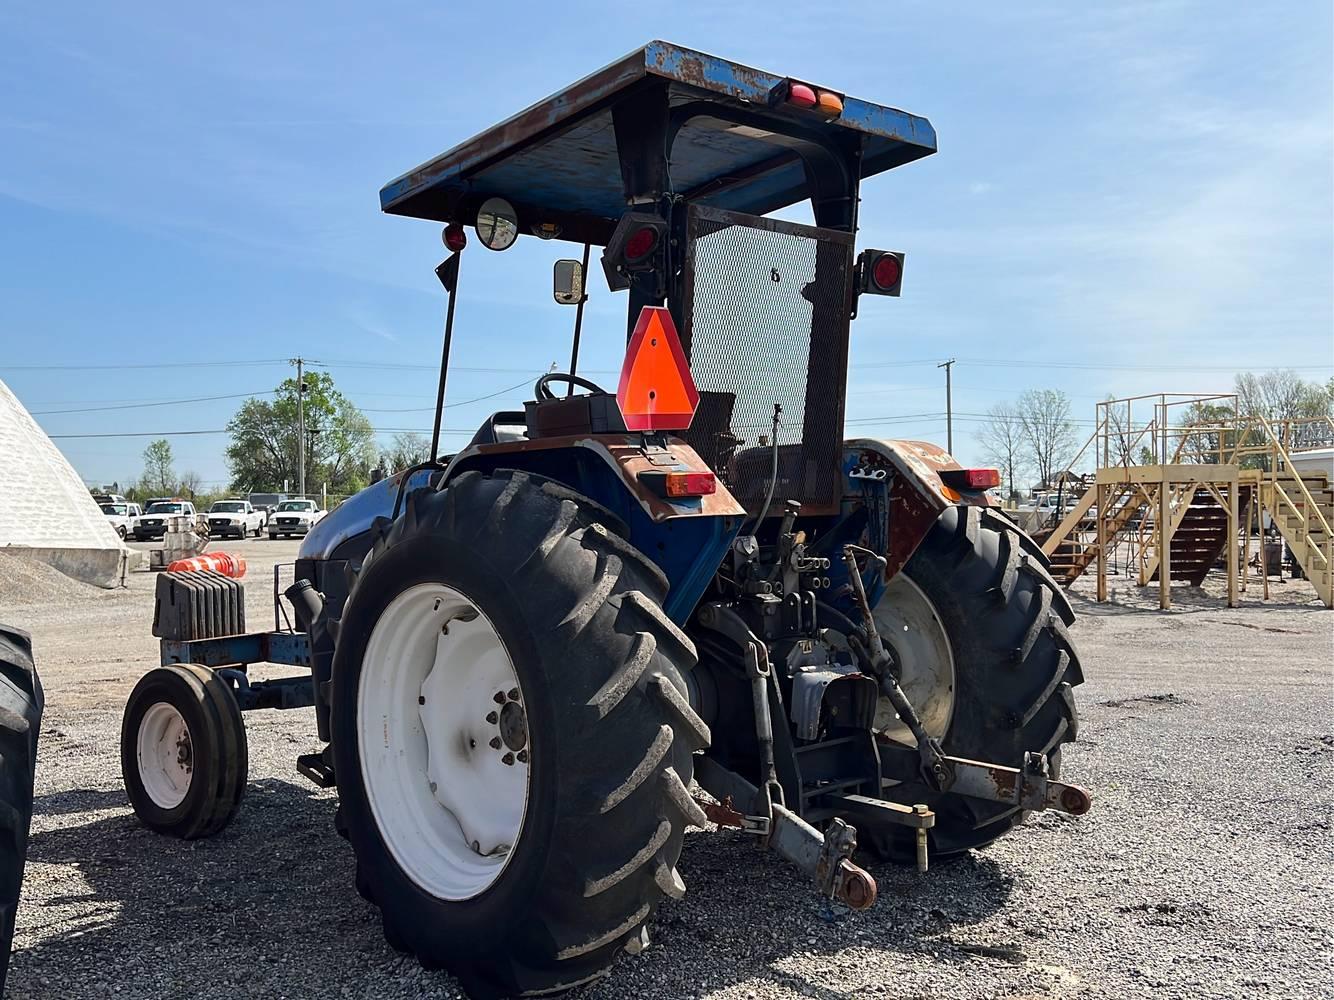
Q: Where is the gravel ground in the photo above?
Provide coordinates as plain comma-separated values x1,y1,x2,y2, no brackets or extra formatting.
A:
2,539,1330,1000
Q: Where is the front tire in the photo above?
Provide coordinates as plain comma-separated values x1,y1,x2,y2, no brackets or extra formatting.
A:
0,626,43,995
331,470,709,998
121,665,248,839
854,505,1083,862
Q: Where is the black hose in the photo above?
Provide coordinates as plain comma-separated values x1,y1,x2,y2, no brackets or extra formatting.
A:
815,600,865,642
747,403,783,530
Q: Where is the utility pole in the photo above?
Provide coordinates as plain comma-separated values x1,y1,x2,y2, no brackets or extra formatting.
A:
938,358,955,453
292,357,306,498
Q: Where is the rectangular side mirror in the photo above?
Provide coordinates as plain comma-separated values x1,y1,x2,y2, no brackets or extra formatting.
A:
553,259,584,305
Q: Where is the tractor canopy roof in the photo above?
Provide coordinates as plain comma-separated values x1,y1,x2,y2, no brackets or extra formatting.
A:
380,41,936,245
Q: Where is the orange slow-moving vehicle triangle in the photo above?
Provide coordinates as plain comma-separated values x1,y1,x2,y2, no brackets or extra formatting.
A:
616,307,699,431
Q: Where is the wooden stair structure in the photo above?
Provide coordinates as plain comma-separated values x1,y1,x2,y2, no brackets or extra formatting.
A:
1039,395,1332,609
1248,467,1333,606
1145,485,1254,586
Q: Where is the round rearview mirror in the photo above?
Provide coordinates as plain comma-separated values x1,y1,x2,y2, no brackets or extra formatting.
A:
475,197,519,251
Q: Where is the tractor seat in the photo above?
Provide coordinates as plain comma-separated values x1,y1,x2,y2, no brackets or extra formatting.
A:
467,411,529,448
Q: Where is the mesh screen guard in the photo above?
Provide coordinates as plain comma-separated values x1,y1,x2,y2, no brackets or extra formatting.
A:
680,205,854,515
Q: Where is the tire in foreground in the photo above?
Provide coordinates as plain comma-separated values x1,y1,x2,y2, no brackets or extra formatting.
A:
0,625,43,994
331,470,709,998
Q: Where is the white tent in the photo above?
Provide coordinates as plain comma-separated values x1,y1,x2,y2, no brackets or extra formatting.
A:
0,377,128,588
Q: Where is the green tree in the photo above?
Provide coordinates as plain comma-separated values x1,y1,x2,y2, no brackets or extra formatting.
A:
139,439,176,495
225,372,377,496
1176,401,1236,464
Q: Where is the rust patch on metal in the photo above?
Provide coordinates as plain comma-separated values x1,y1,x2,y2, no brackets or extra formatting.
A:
1060,785,1093,816
696,794,746,829
986,765,1020,801
837,861,877,910
847,438,998,580
447,434,745,521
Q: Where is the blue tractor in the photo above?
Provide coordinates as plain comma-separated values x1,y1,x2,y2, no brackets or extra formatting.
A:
121,43,1088,999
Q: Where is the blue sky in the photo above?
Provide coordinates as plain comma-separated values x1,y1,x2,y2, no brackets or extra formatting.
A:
2,2,1331,491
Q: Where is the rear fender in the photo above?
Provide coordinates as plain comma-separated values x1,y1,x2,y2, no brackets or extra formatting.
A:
446,436,745,623
843,438,995,581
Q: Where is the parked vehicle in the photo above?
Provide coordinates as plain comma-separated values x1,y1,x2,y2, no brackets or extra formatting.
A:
247,492,288,515
99,501,142,539
134,499,197,541
206,499,265,539
119,44,1087,999
267,499,323,539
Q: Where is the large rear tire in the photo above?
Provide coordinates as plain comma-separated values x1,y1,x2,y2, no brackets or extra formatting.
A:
330,470,709,998
0,625,43,995
854,505,1083,863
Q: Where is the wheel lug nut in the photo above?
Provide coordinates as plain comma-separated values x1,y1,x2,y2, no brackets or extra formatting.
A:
485,711,498,724
493,691,506,704
501,753,515,766
516,749,528,763
507,688,520,702
489,737,502,750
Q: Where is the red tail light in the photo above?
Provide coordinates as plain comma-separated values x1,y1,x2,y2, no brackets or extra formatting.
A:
442,223,467,253
623,226,660,263
787,83,817,108
666,472,716,497
871,254,901,291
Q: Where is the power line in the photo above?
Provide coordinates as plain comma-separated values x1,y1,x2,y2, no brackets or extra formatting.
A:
3,358,289,372
950,358,1334,373
30,390,277,416
361,376,540,413
49,429,231,439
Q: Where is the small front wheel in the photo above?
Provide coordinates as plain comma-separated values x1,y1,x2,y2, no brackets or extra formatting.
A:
121,665,248,839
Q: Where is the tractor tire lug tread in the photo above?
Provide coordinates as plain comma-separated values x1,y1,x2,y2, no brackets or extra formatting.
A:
851,504,1083,863
329,468,705,996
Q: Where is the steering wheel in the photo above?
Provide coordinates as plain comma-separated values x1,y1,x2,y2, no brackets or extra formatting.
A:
535,372,610,400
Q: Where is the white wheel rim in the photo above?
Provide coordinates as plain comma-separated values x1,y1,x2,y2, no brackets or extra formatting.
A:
357,583,529,901
137,702,194,809
873,574,956,745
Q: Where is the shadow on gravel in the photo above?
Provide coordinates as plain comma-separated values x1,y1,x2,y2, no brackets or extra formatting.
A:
579,832,1018,1000
11,777,390,999
30,787,127,816
15,779,1018,1000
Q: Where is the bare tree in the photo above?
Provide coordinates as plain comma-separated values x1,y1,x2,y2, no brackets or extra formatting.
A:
178,470,203,499
1101,396,1136,467
1017,389,1078,489
380,432,432,474
978,402,1027,500
1235,370,1333,450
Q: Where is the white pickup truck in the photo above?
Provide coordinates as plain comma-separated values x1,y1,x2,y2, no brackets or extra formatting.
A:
206,499,266,539
134,499,198,541
99,501,142,540
268,498,325,539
